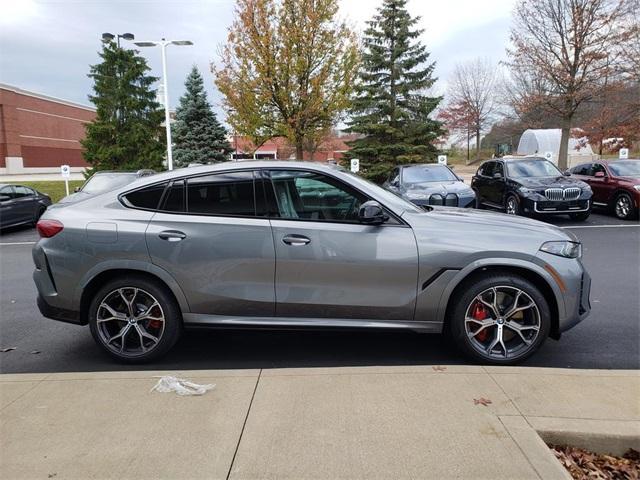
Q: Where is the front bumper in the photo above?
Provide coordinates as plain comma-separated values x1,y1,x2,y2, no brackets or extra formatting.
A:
521,196,591,214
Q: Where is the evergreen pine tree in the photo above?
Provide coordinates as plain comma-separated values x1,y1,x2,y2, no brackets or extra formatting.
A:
173,66,232,167
82,40,165,173
346,0,445,182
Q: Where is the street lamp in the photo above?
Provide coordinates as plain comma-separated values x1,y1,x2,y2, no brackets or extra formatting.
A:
102,32,135,47
134,38,193,171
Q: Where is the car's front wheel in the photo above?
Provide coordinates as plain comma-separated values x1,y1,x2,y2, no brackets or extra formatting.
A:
613,192,636,220
569,211,590,221
88,275,182,363
505,195,521,216
449,274,550,365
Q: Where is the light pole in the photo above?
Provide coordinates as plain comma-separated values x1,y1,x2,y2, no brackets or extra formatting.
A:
134,38,193,171
101,32,135,48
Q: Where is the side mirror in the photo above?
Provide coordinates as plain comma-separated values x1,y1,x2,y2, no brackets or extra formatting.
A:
74,187,81,193
594,171,605,178
563,170,571,176
358,200,388,225
493,172,502,179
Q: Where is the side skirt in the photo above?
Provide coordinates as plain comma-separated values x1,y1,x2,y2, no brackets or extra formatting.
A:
182,313,442,333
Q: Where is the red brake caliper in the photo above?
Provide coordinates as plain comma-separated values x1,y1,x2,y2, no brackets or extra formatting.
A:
472,302,489,341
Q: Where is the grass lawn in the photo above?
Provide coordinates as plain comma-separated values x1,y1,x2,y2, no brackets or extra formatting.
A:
8,181,85,203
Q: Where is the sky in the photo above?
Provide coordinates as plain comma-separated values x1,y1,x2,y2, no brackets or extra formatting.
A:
0,0,516,120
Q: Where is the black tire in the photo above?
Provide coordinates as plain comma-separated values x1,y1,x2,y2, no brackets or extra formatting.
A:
32,206,46,226
612,192,637,220
474,192,484,209
88,275,182,363
448,273,551,365
569,210,590,221
504,194,521,216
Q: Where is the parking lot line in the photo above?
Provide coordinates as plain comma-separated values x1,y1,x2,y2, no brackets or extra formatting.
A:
562,224,640,229
0,242,37,246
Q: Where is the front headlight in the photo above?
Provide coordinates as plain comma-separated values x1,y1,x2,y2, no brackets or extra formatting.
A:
518,186,533,194
406,192,428,199
459,188,475,196
582,184,592,193
633,185,640,192
539,241,582,258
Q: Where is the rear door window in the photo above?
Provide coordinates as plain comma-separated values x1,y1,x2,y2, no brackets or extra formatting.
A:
122,183,167,210
186,171,255,216
161,180,185,213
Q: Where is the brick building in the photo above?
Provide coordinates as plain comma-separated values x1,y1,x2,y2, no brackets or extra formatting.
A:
0,84,95,175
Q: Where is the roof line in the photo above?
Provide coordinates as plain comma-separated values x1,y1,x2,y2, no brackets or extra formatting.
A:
0,83,96,112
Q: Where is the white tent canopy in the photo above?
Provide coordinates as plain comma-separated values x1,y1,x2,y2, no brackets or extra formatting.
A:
517,129,594,164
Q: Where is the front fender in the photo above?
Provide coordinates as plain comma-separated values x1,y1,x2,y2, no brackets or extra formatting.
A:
434,257,566,326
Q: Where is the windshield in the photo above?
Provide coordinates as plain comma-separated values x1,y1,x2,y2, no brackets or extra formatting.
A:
402,165,457,183
81,174,137,194
608,161,640,177
506,160,562,178
342,172,423,213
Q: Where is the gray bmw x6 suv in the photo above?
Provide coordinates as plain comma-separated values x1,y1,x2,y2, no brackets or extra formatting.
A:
33,161,591,364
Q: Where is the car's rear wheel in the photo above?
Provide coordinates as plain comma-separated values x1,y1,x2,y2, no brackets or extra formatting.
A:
449,274,550,365
88,276,182,363
613,192,636,220
505,195,521,216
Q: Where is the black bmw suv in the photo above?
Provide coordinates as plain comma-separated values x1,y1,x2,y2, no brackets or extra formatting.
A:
472,157,593,220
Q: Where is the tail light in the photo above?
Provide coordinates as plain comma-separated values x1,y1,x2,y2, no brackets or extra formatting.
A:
36,219,64,238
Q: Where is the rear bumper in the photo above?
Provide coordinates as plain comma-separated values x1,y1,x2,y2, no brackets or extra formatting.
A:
37,294,81,325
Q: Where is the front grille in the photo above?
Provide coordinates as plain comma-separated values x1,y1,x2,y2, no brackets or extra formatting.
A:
444,194,458,206
429,193,458,206
429,194,443,205
545,187,581,201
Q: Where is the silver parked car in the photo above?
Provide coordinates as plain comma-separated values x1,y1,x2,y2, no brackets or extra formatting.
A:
33,161,591,364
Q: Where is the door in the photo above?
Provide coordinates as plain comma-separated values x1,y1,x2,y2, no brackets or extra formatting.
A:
0,186,17,227
266,169,419,320
12,185,38,223
145,172,276,316
490,161,506,204
589,163,616,205
472,162,494,205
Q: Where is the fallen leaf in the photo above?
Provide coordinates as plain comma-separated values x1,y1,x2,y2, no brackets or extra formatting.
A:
473,397,492,406
30,350,41,354
1,347,16,353
432,366,447,372
10,300,16,304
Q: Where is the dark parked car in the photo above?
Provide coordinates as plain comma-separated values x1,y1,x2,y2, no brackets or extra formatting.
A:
59,169,155,204
0,184,51,229
383,164,476,208
472,157,592,220
34,161,591,366
569,159,640,220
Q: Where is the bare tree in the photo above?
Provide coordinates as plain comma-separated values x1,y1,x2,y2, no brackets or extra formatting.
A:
506,0,632,169
446,58,498,161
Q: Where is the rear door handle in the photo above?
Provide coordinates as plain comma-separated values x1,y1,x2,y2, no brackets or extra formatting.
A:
159,230,187,242
282,234,310,246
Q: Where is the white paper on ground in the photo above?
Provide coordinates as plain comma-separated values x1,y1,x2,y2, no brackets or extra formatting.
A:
150,376,215,396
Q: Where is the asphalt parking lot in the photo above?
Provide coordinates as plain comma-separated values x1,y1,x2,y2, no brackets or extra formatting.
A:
0,212,638,374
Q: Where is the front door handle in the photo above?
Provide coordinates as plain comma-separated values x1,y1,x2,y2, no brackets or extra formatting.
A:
282,234,310,246
159,230,187,242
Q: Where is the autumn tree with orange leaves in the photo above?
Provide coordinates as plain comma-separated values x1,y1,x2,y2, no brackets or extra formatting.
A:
506,0,634,170
214,0,359,159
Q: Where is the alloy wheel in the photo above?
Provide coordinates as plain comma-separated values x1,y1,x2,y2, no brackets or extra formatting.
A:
96,287,165,358
464,286,541,360
615,195,631,219
506,197,518,215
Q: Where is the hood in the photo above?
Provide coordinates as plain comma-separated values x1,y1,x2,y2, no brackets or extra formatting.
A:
404,181,472,195
615,176,640,185
402,206,577,267
516,176,587,189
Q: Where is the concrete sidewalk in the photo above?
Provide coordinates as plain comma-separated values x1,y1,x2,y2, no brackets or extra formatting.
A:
1,366,638,479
